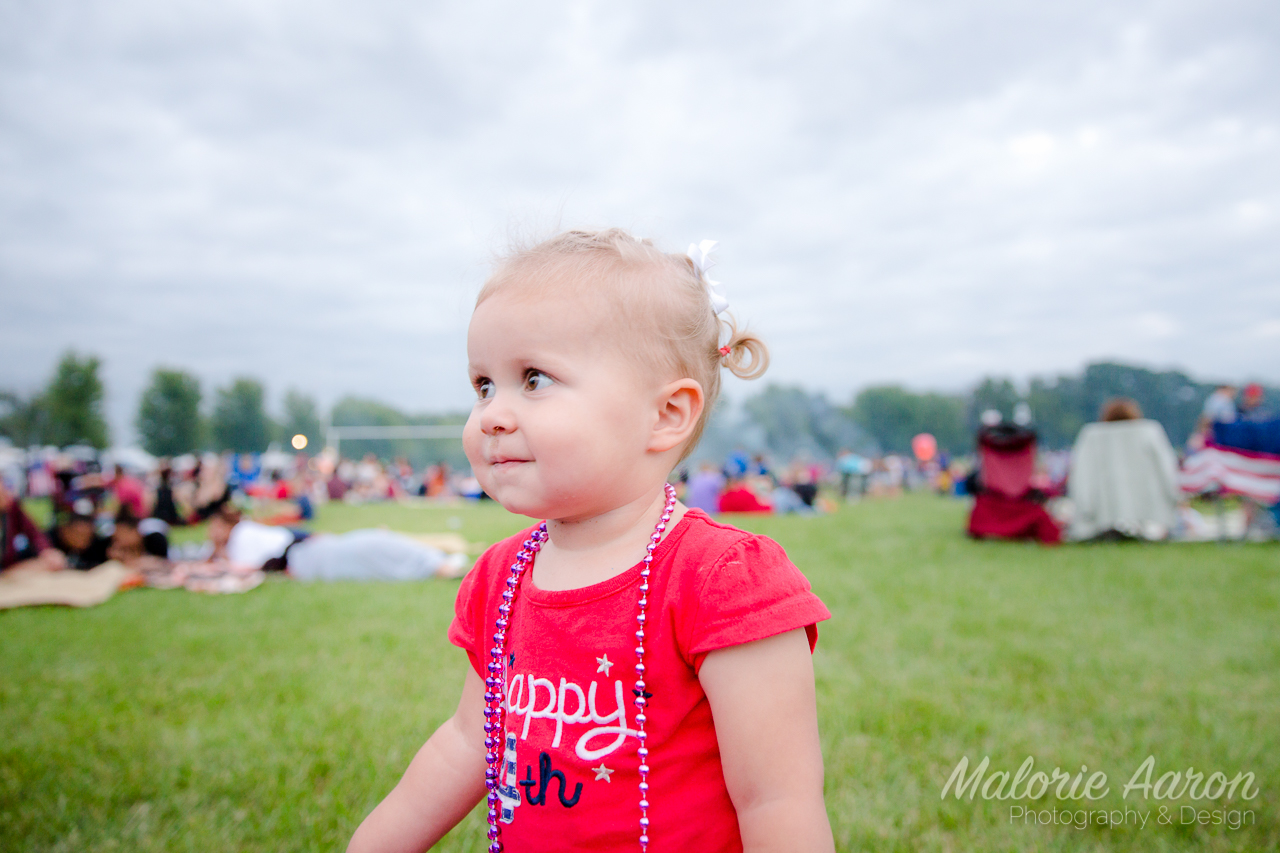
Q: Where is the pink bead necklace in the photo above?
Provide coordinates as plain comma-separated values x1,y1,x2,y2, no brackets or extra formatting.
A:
484,482,678,853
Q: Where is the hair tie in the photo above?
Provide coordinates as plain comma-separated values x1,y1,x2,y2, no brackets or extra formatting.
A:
719,345,732,356
687,239,729,315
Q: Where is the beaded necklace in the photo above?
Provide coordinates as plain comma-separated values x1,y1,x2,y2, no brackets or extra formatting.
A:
484,482,678,853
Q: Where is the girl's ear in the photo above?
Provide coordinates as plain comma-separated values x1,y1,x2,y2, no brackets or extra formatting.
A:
649,379,704,454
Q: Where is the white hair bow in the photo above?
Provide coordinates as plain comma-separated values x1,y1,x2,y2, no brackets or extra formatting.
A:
688,239,729,315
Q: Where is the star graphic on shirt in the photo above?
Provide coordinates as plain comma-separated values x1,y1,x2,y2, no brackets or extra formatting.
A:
592,764,614,782
596,654,613,675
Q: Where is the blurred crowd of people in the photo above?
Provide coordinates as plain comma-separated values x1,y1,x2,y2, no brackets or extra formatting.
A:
1191,382,1274,443
4,381,1275,575
966,385,1280,544
0,447,481,576
675,446,967,516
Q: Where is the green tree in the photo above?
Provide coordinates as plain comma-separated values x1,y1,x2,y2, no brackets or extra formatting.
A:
849,385,967,454
1024,374,1085,449
960,363,1236,449
1079,362,1208,447
212,378,272,453
43,352,110,448
281,390,322,450
0,391,48,447
136,368,203,456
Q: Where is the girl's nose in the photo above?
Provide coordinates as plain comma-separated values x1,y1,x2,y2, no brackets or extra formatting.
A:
479,391,517,436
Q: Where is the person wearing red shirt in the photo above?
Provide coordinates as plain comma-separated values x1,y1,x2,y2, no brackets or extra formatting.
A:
717,478,774,514
350,230,834,853
109,465,149,519
445,509,827,849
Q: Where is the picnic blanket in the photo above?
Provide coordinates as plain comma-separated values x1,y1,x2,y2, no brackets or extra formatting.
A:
141,561,266,594
0,562,139,609
1180,442,1280,505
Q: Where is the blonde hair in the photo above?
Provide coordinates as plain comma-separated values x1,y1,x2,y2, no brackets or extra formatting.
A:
476,228,769,457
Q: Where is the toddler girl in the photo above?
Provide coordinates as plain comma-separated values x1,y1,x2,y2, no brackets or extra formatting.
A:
348,229,833,853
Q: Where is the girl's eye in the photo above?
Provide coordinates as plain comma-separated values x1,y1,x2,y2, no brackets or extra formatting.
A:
474,378,495,399
524,371,554,392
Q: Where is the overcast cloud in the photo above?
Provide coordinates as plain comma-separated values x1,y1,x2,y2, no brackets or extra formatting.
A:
2,0,1278,441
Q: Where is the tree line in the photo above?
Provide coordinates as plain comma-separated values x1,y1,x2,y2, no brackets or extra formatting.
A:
702,362,1272,460
0,351,469,468
1,352,1272,461
0,352,325,456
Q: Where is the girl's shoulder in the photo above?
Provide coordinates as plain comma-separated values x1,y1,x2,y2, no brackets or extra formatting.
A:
661,509,830,660
665,508,790,573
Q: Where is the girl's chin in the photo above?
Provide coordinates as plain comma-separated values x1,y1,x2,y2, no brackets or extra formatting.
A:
486,489,551,520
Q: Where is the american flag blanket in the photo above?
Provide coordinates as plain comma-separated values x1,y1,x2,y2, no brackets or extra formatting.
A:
1180,442,1280,505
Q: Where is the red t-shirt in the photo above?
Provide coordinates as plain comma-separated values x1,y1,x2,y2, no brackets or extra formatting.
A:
449,508,830,852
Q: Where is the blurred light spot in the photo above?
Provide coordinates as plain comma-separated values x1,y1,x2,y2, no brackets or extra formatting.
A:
291,434,308,450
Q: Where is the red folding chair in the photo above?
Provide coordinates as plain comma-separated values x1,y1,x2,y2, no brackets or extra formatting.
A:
966,424,1062,544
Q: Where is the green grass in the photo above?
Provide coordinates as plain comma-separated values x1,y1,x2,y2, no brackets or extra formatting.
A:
1,496,1276,852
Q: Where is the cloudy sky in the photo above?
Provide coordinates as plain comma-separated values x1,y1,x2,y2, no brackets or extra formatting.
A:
2,0,1277,441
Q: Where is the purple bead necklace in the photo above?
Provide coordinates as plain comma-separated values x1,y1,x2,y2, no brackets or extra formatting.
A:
484,482,678,853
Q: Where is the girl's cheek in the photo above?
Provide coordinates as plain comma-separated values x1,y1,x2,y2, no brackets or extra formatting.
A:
461,424,485,468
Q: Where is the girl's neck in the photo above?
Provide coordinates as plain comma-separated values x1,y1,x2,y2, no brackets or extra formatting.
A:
532,487,688,592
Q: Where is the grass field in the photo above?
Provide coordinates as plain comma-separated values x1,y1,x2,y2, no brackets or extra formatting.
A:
1,496,1276,852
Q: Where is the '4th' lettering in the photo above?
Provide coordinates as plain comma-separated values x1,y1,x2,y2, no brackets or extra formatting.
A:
520,751,582,808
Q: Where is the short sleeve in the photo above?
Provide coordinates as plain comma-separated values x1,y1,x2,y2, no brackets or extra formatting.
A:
681,534,831,668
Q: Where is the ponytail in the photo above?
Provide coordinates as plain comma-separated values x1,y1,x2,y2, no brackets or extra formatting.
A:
716,316,770,380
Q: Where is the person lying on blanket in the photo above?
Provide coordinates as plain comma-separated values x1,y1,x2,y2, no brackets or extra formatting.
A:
182,504,468,581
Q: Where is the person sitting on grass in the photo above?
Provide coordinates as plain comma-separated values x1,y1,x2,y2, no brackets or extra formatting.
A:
191,456,233,522
684,460,725,514
1067,397,1181,541
151,465,184,526
347,229,832,853
717,473,774,513
1,479,65,573
108,464,149,520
